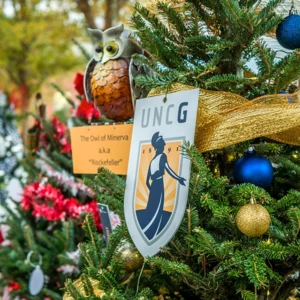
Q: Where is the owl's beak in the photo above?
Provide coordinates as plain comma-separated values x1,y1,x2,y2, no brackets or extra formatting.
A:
101,54,110,64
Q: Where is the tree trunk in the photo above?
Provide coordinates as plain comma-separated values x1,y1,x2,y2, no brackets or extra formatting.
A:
76,0,96,29
104,0,113,30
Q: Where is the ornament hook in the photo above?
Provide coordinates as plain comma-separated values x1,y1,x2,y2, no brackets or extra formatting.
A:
250,196,256,205
289,0,298,15
27,250,42,268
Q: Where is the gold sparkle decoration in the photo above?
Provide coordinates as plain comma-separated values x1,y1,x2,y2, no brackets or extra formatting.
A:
63,277,105,300
236,202,271,237
149,84,300,152
116,243,144,273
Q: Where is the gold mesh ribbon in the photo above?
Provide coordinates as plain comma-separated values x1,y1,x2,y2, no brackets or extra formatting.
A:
149,84,300,152
63,277,105,300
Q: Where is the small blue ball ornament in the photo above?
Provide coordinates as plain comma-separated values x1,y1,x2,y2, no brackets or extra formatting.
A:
233,148,274,189
276,14,300,50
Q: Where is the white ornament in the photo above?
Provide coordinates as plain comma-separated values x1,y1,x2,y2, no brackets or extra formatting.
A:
27,251,45,296
0,136,6,157
7,178,23,202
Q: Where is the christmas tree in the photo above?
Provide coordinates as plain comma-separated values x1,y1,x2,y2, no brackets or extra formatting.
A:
0,91,26,206
64,1,300,299
0,75,103,299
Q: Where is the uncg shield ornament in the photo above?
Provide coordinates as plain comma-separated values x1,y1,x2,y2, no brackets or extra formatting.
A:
124,89,199,257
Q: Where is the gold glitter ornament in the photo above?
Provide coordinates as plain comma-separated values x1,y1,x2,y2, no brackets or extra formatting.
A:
63,277,105,299
116,243,144,272
236,200,270,237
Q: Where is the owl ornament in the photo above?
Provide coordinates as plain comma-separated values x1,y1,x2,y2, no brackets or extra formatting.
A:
84,24,148,122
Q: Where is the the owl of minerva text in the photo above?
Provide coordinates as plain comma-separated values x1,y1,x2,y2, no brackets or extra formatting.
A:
84,24,147,122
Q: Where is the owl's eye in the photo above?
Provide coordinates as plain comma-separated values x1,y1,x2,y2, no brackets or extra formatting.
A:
104,42,119,56
95,45,103,53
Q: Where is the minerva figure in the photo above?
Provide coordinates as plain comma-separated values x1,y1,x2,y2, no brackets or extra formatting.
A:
136,132,186,241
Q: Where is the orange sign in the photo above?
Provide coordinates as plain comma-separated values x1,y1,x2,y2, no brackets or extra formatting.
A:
70,124,133,175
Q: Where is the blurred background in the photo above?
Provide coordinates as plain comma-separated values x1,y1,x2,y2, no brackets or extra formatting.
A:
0,0,299,131
0,0,145,128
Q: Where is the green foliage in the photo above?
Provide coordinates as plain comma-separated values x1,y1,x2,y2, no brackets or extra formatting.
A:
71,144,300,299
0,201,81,299
131,0,300,99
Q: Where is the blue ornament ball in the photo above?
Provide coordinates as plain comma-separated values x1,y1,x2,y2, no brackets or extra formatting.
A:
233,149,274,189
279,90,288,94
276,14,300,50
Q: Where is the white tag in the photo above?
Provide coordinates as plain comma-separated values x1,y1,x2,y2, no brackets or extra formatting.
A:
124,89,199,257
29,266,44,296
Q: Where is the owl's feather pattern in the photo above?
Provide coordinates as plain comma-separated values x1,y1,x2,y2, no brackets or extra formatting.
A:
90,58,133,122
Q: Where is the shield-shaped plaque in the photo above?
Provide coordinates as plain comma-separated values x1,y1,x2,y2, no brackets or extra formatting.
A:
124,89,199,257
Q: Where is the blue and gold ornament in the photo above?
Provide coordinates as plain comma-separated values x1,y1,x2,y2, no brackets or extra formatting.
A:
233,148,273,189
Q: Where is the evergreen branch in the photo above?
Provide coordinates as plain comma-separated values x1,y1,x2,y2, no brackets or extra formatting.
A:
43,288,62,300
36,231,58,251
97,194,124,218
258,241,288,260
62,221,75,252
88,266,120,292
147,256,204,286
204,74,254,88
253,41,274,77
78,242,97,266
255,0,283,25
270,268,300,300
185,35,236,53
189,227,218,257
244,255,268,288
241,290,256,300
228,183,273,206
131,53,171,76
134,3,179,44
274,190,300,211
23,225,37,251
272,51,300,93
64,279,85,300
133,5,188,69
157,2,188,39
287,241,300,259
101,226,128,268
220,0,250,31
81,273,95,297
134,288,153,299
51,151,73,170
287,207,300,240
253,15,282,40
82,214,102,262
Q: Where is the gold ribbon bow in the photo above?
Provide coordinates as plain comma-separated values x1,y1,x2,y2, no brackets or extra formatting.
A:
149,84,300,152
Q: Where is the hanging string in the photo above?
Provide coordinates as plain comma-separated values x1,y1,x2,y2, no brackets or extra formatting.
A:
135,261,146,296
